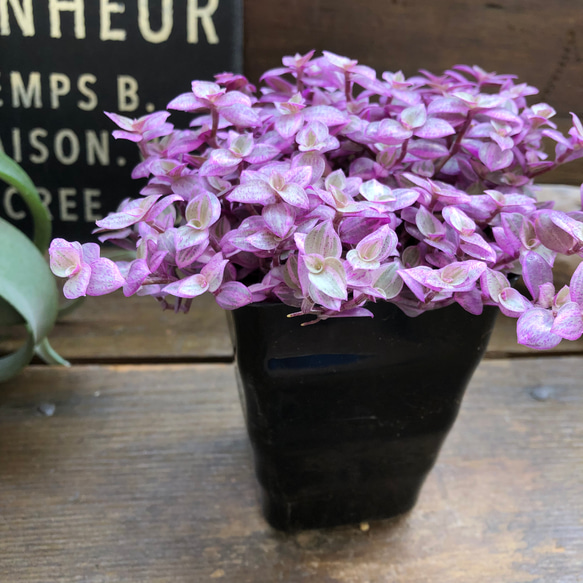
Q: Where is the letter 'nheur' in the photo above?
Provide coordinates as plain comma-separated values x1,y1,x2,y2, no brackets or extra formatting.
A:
0,0,220,44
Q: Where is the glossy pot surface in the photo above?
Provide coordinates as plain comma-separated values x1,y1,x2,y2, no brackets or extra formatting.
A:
230,301,498,530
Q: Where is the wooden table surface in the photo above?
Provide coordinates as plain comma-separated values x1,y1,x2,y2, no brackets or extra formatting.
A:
1,289,582,582
4,0,583,576
0,182,581,583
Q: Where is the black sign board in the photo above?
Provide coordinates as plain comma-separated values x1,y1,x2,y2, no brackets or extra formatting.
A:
0,0,242,241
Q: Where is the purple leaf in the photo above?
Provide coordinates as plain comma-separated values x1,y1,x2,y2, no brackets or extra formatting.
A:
517,308,562,350
215,281,253,309
498,287,532,317
263,203,295,239
164,274,209,298
63,265,91,299
414,118,455,139
228,181,276,205
278,183,310,209
520,251,553,301
220,104,261,128
305,256,348,300
275,112,305,138
569,261,583,308
304,105,349,126
551,302,583,340
479,142,514,171
305,221,342,258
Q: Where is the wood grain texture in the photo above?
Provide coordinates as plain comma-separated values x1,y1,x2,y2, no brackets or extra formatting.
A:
4,301,583,362
244,0,583,117
5,287,583,363
0,291,232,362
0,360,581,582
2,187,582,363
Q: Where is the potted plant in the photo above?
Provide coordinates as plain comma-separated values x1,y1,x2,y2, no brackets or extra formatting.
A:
0,151,69,382
49,51,583,530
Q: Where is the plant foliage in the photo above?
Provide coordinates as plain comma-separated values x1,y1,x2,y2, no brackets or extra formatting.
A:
49,51,583,349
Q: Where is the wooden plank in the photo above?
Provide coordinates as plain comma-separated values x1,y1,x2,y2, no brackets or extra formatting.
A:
244,0,583,117
0,360,581,582
0,291,232,362
1,182,581,362
4,290,583,362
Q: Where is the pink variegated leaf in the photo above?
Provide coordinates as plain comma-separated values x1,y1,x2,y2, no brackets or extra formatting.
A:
400,104,427,129
191,81,225,101
164,274,209,298
371,262,403,299
285,165,313,187
246,229,280,250
175,243,208,269
95,196,160,230
551,302,583,340
454,287,484,315
542,129,572,148
538,282,556,309
442,206,476,236
275,112,305,138
569,261,583,308
414,117,455,139
479,142,514,172
215,281,253,309
220,104,261,128
167,92,206,112
480,268,511,302
535,212,580,254
304,221,342,258
293,152,326,182
306,257,347,300
367,119,411,145
80,243,103,265
123,259,150,296
49,239,83,277
498,287,532,317
391,188,420,211
143,194,183,223
520,251,553,301
548,211,583,245
228,181,277,205
86,258,124,296
199,149,241,176
112,130,142,142
278,183,310,209
246,143,280,164
517,308,562,350
263,203,295,239
398,267,431,302
185,192,221,230
354,225,398,263
104,111,135,131
427,96,469,115
359,179,395,202
416,205,445,238
459,232,497,263
63,265,91,299
481,108,522,125
308,285,342,311
174,225,209,251
303,105,349,126
201,253,229,292
407,140,449,159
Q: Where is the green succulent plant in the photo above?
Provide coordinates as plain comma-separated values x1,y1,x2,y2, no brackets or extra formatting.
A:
0,150,69,381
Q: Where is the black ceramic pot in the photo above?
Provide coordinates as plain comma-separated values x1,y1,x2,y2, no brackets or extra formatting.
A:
229,301,499,531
